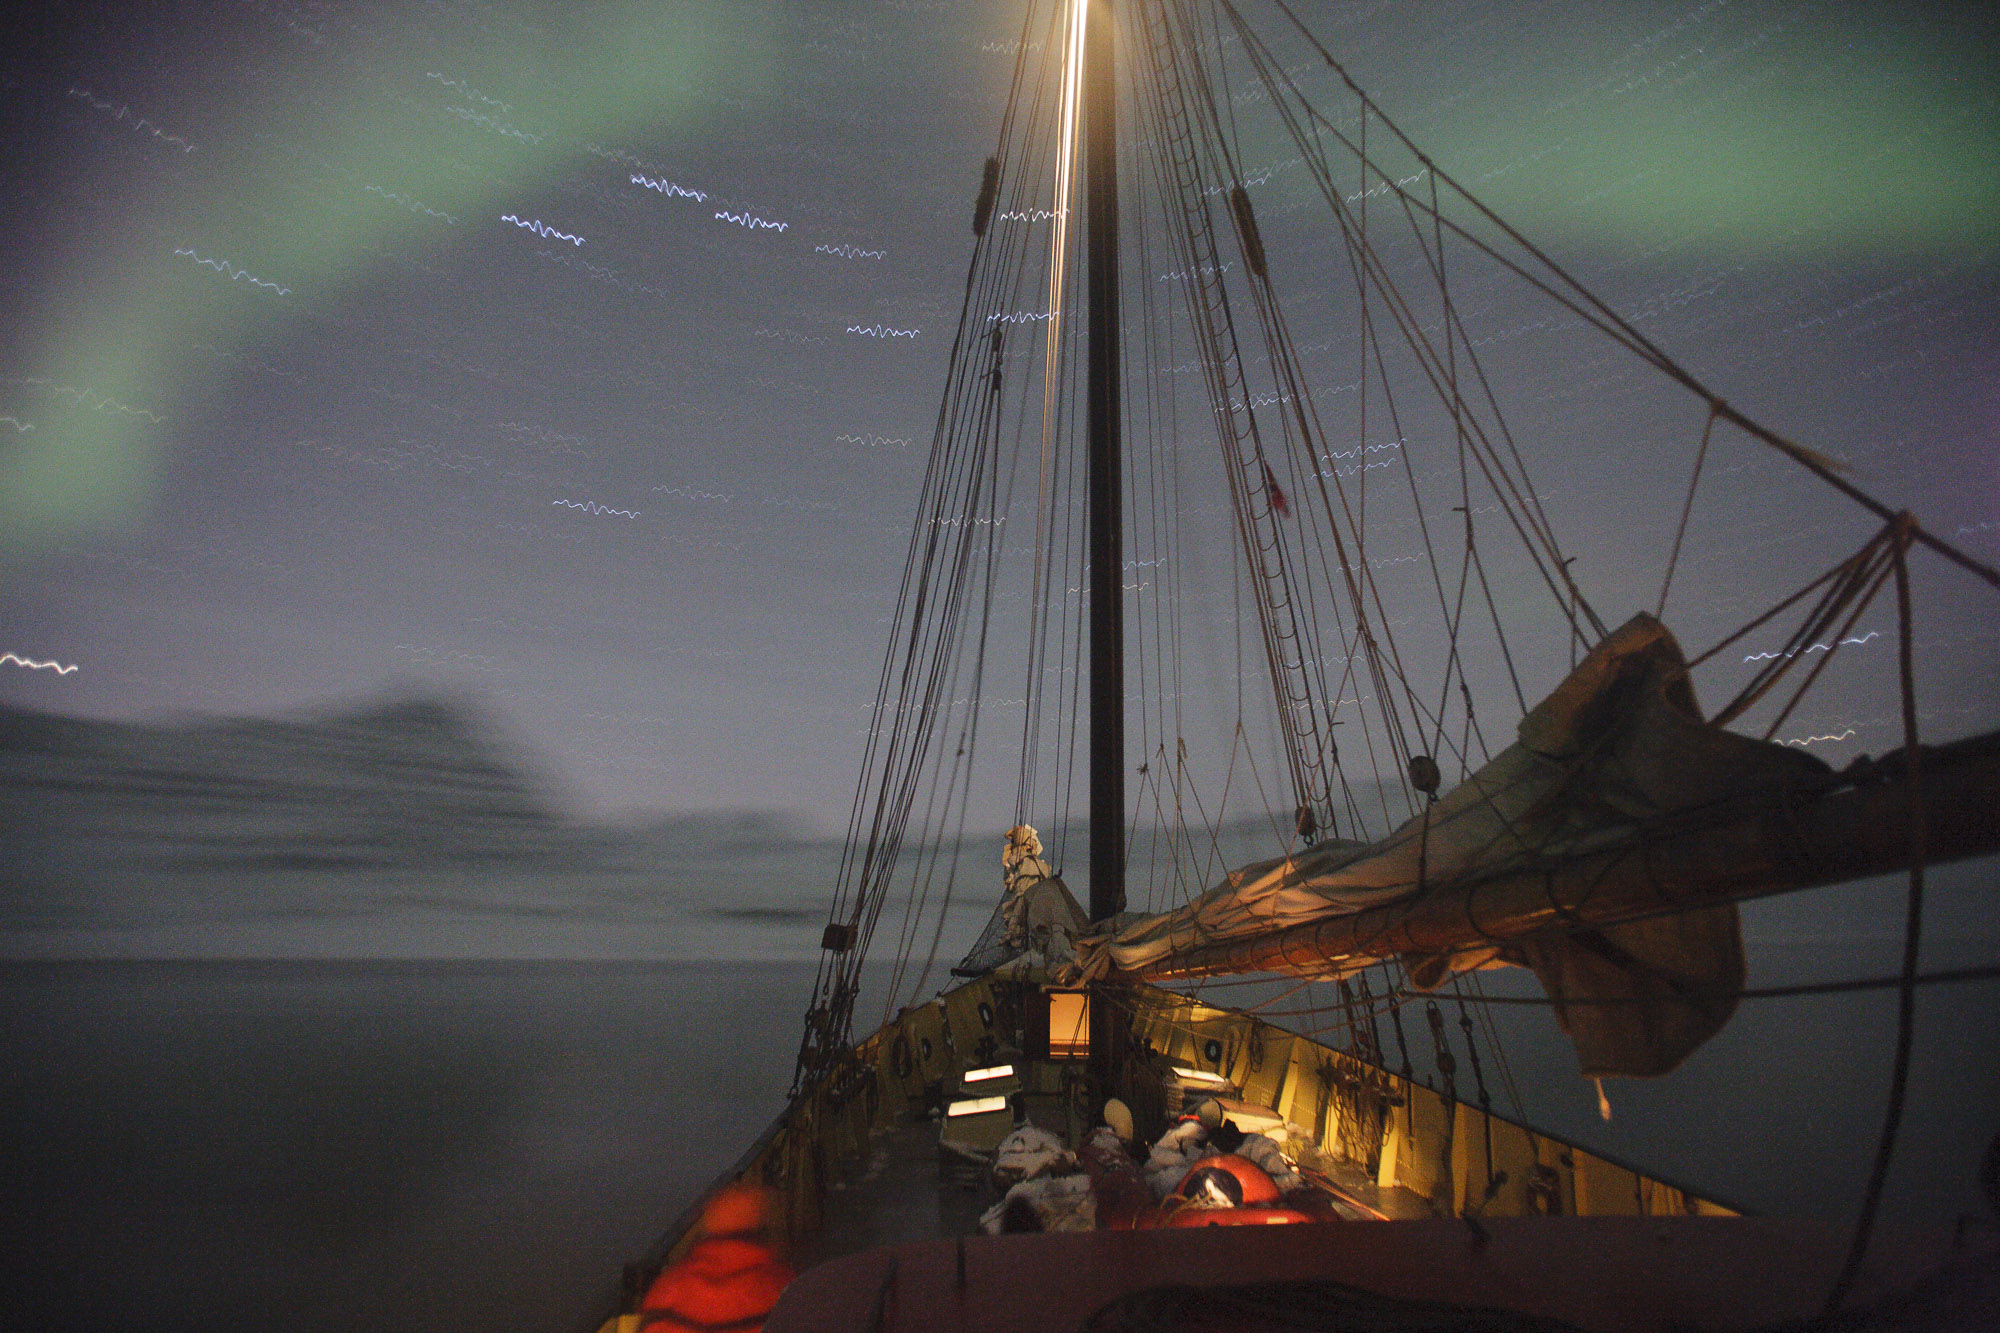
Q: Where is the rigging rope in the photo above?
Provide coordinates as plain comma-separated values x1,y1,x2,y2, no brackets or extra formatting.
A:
797,1,1066,1088
1656,405,1719,619
1250,0,2000,598
805,1,1999,1149
1822,520,1927,1319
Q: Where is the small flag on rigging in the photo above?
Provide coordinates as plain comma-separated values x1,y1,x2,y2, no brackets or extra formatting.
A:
1262,460,1290,518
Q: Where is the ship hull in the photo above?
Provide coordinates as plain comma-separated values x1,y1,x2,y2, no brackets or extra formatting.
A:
757,1216,1998,1332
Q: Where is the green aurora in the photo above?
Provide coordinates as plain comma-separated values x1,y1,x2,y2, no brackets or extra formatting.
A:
4,2,1992,556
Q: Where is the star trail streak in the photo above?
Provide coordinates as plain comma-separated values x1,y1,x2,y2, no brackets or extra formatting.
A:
365,186,458,224
537,248,668,298
424,71,511,115
714,210,788,232
631,173,707,201
19,379,165,422
502,216,583,245
1,652,77,674
173,249,291,294
1742,632,1880,663
1779,729,1858,748
553,500,639,517
64,85,194,151
446,107,542,144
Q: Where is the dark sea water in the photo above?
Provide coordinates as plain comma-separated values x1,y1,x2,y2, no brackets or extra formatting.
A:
2,947,1995,1333
0,961,815,1333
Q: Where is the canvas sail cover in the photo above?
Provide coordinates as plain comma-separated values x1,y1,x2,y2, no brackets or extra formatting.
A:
954,873,1091,977
1076,613,1831,1076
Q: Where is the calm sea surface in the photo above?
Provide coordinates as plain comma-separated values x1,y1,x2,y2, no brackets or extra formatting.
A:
2,951,1994,1332
1,961,812,1333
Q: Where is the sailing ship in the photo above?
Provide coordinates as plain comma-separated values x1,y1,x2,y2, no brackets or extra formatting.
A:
594,2,2000,1327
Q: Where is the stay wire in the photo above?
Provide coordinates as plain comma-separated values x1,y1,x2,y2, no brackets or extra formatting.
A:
801,0,1055,1083
1657,405,1719,619
1219,9,1571,762
1137,2,1322,810
1237,24,1595,650
1821,523,1927,1319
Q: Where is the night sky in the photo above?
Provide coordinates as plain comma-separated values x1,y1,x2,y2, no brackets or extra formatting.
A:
2,0,1995,832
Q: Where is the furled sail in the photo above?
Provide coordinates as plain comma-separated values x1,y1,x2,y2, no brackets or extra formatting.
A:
1075,613,1833,1075
953,824,1091,977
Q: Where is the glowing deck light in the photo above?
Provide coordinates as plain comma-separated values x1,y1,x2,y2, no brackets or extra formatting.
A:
946,1095,1009,1118
1172,1067,1230,1085
963,1065,1015,1083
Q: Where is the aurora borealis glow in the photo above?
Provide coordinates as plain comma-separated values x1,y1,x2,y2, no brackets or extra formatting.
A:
1,0,1994,822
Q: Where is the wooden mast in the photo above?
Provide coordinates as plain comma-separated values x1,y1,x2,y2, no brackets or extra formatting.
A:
1083,0,1125,1097
1084,0,1124,927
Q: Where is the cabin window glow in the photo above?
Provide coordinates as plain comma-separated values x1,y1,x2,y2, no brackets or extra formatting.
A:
946,1095,1009,1118
963,1064,1015,1083
1047,989,1089,1059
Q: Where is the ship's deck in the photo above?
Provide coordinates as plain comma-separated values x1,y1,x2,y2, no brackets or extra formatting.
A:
800,1106,1433,1269
805,1118,992,1267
